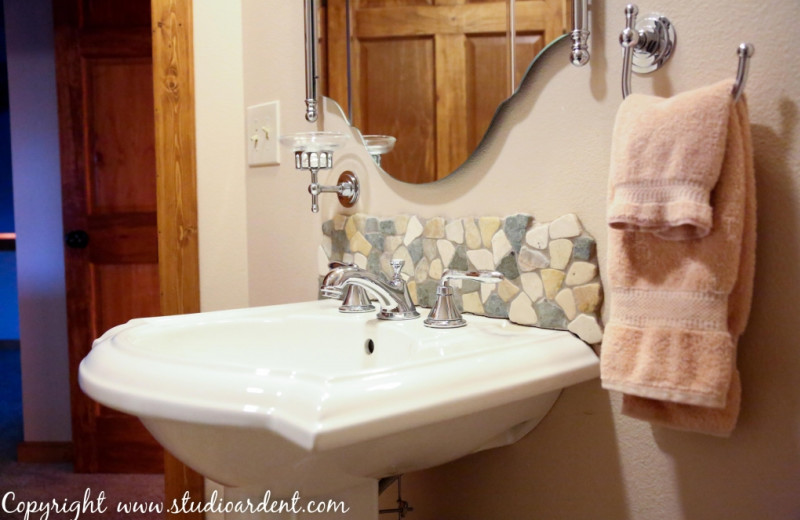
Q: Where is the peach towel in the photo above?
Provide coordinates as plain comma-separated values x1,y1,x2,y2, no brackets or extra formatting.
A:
601,80,756,436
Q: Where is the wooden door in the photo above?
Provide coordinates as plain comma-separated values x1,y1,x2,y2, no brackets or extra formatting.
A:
54,0,163,473
325,0,567,183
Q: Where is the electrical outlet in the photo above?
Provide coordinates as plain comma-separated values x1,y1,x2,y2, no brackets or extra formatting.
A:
246,101,280,166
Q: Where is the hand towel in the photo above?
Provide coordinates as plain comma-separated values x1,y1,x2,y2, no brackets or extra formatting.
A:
601,80,756,436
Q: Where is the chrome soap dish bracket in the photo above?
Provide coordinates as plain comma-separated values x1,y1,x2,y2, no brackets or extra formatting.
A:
279,131,360,213
619,4,754,101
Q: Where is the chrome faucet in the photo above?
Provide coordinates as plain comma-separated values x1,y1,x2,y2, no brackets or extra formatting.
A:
321,259,420,320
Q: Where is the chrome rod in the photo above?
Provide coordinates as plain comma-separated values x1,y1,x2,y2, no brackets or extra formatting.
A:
570,0,590,66
507,0,516,94
304,0,319,122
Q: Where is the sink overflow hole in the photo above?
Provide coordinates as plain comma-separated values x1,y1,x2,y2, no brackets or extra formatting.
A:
365,339,375,355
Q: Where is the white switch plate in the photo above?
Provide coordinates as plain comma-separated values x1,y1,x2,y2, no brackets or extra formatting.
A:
246,101,280,166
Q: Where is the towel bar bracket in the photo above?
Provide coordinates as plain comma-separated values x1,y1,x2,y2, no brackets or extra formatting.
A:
620,5,677,98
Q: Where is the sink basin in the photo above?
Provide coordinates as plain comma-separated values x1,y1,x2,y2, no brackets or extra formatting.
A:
79,299,598,507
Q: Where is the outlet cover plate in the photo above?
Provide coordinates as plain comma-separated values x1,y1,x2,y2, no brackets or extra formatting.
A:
246,101,280,166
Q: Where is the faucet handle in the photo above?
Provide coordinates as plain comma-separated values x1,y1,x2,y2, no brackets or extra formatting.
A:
438,270,504,293
389,259,405,281
425,270,504,328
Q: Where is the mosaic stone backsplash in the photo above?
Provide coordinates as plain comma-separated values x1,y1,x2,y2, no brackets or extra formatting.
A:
318,213,604,344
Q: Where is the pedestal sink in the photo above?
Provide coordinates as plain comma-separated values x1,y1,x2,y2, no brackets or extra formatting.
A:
80,299,599,518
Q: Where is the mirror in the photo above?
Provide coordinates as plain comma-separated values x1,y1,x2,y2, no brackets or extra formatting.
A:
320,0,571,184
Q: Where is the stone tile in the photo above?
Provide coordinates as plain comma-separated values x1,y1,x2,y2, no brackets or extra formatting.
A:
497,278,520,302
343,252,354,265
555,288,577,320
484,294,508,318
566,261,597,286
367,250,381,274
365,232,384,252
479,216,501,247
464,218,481,249
449,245,469,271
503,214,532,251
404,216,424,246
423,217,445,239
437,239,456,267
518,246,549,271
354,252,368,269
549,239,574,270
467,249,494,271
365,217,379,234
462,292,484,315
525,223,549,249
568,314,604,344
352,214,368,233
461,279,479,294
491,230,512,265
509,293,538,325
384,235,403,255
349,231,373,257
393,215,409,235
379,219,396,235
408,237,424,264
520,272,544,301
541,269,566,300
534,300,568,329
549,213,581,239
415,258,429,283
429,258,443,280
445,219,464,244
573,236,596,261
423,238,438,261
481,283,494,303
416,280,439,308
573,283,602,313
332,230,348,255
345,217,358,239
496,253,520,280
333,214,347,230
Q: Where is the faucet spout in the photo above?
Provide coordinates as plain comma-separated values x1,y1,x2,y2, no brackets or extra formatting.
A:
322,260,420,320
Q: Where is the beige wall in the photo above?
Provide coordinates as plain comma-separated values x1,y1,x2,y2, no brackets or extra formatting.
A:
197,0,800,518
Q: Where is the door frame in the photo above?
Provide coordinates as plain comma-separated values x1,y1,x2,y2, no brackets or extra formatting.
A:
150,0,204,514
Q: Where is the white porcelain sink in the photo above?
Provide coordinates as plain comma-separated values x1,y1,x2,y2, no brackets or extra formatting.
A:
80,299,598,507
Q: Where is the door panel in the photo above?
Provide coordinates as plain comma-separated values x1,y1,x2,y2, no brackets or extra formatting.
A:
54,0,163,473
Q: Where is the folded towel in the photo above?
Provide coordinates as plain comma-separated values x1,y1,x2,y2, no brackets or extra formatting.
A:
601,80,756,436
607,81,732,240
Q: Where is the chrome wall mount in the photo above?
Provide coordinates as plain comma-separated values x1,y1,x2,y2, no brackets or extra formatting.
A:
570,0,590,66
619,4,676,98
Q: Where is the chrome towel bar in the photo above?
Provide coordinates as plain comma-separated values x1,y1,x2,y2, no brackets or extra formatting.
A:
619,4,754,102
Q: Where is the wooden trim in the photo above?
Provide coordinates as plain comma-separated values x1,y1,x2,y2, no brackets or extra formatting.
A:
17,442,74,463
151,0,204,516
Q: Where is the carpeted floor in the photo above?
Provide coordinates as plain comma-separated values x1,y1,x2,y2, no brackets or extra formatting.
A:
0,341,165,519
